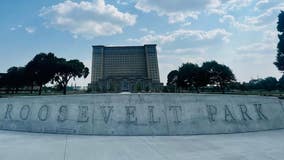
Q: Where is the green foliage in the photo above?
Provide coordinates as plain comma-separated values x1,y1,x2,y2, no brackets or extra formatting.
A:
247,79,264,90
277,11,284,33
177,63,194,88
0,74,4,88
135,82,142,92
262,77,278,91
95,83,101,92
167,60,235,93
4,66,27,93
53,59,89,95
25,53,58,95
177,63,208,93
167,70,178,86
1,52,89,95
279,75,284,90
240,77,278,91
108,81,116,92
201,61,235,93
275,11,284,72
145,86,150,92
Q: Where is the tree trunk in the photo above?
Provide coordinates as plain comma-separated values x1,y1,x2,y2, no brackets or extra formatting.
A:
5,88,9,94
220,83,225,94
195,86,200,93
63,84,67,95
30,83,34,94
38,84,42,95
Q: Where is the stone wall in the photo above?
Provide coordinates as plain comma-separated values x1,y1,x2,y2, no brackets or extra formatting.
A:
0,94,283,135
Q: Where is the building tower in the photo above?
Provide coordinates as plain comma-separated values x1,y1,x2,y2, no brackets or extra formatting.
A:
89,44,162,92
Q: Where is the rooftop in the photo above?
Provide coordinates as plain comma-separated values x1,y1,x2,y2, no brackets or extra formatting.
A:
92,44,157,48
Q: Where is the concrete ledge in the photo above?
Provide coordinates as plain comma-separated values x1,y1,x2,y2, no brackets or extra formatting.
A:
0,93,283,135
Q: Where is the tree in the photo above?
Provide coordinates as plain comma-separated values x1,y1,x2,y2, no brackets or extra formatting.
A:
53,59,89,95
279,75,284,90
274,11,284,71
202,61,235,93
177,63,208,93
277,11,284,33
24,64,37,94
94,82,101,92
192,67,210,92
167,70,179,92
25,53,58,95
245,77,278,91
108,81,116,92
167,70,179,86
134,82,142,92
261,77,278,91
0,74,5,89
247,78,264,90
177,63,197,90
5,66,27,93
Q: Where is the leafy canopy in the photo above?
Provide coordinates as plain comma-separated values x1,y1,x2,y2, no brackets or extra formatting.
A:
274,11,284,71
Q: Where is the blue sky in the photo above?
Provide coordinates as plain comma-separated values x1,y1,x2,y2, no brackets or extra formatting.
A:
0,0,283,86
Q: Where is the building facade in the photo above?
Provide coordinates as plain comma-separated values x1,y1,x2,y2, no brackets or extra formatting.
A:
89,44,162,92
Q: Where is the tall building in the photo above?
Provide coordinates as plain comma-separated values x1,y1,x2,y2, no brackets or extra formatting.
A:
89,44,163,92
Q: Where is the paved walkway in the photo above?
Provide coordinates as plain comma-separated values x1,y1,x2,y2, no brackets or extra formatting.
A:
0,130,283,160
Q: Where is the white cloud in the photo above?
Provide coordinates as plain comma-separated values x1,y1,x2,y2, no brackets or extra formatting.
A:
135,0,217,23
219,15,247,29
220,0,253,11
254,0,269,11
163,48,207,55
181,22,192,27
9,25,36,33
219,1,284,32
116,0,129,6
10,27,16,31
236,30,278,55
129,28,231,44
253,0,282,11
245,4,284,26
40,0,137,39
10,25,22,31
237,43,274,55
220,2,283,32
210,0,253,14
219,14,264,31
135,0,254,23
140,28,155,34
25,27,36,33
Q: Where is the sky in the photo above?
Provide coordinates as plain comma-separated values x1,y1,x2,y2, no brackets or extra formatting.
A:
0,0,284,86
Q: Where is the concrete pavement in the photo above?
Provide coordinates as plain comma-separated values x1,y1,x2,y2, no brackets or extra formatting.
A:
0,129,283,160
